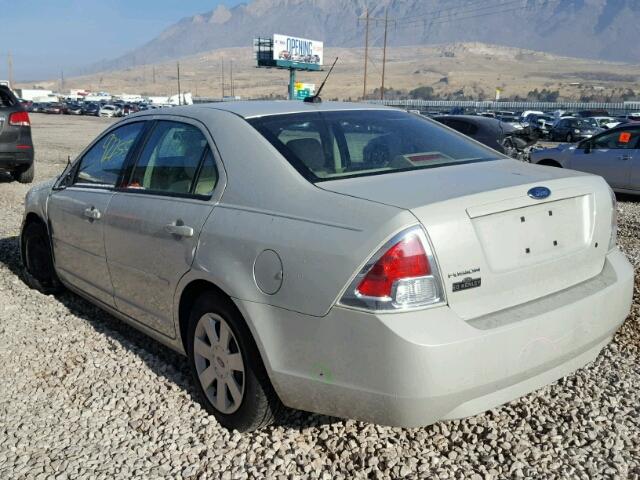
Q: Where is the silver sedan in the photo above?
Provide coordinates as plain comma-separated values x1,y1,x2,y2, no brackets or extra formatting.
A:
21,102,633,431
531,124,640,193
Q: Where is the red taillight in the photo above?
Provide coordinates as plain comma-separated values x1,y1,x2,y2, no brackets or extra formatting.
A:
356,234,430,298
9,111,30,127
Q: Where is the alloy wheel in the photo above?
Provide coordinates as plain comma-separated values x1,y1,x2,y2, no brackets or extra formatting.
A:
193,313,245,414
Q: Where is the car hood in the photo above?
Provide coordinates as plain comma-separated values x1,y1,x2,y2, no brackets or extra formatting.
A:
317,158,587,210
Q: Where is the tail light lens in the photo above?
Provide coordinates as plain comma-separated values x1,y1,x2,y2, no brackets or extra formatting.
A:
340,226,444,311
9,111,30,127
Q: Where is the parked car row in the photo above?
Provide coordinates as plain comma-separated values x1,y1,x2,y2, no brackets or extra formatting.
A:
418,108,640,143
26,100,151,117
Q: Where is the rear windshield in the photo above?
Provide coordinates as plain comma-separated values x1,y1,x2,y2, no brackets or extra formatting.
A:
0,87,17,108
248,110,500,182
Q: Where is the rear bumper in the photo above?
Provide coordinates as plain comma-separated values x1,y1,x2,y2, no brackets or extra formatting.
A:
238,249,634,427
0,143,34,171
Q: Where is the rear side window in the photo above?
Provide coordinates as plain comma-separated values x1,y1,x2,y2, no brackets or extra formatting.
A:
445,119,478,135
193,149,218,196
76,122,144,186
128,121,215,196
249,110,497,182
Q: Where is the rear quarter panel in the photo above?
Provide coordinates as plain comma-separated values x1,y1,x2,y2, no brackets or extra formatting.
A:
182,109,417,318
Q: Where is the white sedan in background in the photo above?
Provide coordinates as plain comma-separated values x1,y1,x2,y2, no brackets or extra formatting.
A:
99,104,121,117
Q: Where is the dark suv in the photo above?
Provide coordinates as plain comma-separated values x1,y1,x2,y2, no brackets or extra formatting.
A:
0,86,34,183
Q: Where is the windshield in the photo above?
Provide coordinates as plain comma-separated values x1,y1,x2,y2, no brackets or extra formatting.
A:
249,110,500,182
576,118,598,128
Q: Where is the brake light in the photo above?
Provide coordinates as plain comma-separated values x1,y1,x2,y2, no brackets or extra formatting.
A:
9,111,30,127
340,226,444,311
356,234,430,298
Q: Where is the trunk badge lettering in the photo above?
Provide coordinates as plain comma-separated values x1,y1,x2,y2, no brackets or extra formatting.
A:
528,186,551,200
452,277,482,292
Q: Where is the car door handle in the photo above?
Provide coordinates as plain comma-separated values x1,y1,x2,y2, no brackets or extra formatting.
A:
619,154,632,161
164,223,194,238
83,207,101,220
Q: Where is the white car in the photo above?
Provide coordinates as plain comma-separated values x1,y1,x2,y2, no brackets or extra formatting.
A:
20,102,634,431
591,116,620,129
99,105,120,117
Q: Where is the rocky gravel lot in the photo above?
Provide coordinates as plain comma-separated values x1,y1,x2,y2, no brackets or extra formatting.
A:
1,114,639,479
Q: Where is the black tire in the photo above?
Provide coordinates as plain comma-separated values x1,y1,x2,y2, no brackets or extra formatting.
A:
566,133,574,143
21,221,63,294
12,163,34,184
539,160,562,168
187,292,283,432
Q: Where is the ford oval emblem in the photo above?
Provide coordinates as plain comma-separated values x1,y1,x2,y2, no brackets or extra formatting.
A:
528,186,551,200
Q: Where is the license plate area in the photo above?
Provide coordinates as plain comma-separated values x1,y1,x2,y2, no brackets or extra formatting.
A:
471,195,593,272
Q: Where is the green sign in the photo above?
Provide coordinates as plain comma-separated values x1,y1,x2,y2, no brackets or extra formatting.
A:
294,82,315,100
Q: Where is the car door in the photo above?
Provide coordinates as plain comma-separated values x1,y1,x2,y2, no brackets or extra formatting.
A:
553,119,568,140
624,128,640,190
568,128,637,189
103,118,224,337
48,121,145,306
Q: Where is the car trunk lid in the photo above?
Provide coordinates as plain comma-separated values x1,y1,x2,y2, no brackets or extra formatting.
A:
320,159,612,319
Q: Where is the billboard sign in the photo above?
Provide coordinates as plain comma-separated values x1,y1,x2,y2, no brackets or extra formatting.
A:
273,34,323,68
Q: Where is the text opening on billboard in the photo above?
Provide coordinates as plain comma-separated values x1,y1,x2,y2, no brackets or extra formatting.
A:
273,34,324,67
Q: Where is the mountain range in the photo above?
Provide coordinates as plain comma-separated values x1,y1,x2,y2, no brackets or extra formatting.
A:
97,0,640,73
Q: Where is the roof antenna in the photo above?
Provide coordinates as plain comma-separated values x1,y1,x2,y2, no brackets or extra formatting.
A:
304,57,339,104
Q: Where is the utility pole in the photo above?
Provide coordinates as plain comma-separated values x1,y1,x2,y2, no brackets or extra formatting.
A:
221,58,225,99
380,8,389,101
60,69,65,92
177,62,182,106
230,59,234,98
359,8,370,100
7,52,13,87
152,66,156,84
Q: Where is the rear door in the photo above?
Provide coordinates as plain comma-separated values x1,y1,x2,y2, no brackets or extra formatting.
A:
48,121,145,305
568,128,637,189
104,118,223,337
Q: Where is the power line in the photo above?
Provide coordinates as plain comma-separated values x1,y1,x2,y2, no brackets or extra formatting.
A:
396,3,530,28
393,0,528,23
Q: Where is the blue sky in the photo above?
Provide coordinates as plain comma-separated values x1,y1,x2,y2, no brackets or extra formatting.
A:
0,0,244,81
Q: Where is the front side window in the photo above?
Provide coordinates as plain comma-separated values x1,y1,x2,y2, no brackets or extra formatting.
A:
128,121,215,195
249,110,498,182
76,122,144,186
591,129,639,150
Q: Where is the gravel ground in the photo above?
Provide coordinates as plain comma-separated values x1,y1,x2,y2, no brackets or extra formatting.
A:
1,114,639,479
